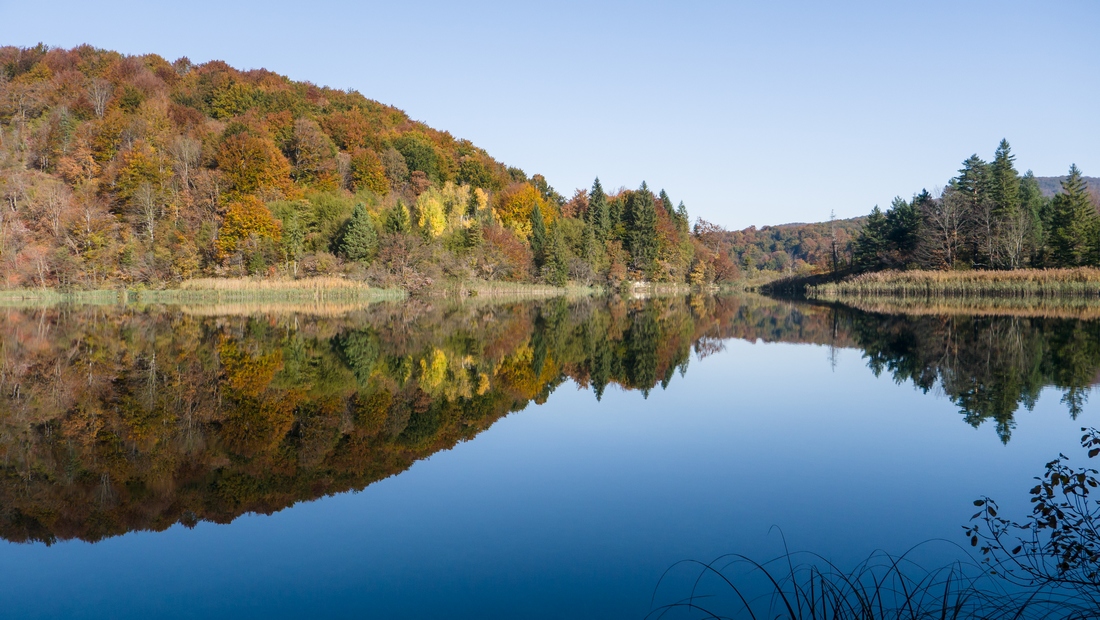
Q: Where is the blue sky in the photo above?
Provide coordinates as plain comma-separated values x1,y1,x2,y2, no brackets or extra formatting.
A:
2,0,1097,228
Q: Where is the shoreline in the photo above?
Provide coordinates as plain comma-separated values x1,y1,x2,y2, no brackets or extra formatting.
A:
805,267,1100,299
0,278,714,309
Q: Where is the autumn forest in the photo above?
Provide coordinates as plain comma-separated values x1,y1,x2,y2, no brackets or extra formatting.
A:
0,44,729,291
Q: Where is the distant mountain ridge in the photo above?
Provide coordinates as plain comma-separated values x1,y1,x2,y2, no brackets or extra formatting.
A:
1034,176,1100,197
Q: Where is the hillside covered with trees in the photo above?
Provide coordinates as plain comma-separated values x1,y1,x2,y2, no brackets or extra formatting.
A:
0,45,741,290
850,140,1100,272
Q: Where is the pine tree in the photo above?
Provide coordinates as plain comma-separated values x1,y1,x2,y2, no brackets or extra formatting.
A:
1049,164,1099,267
990,140,1020,218
956,155,994,267
854,206,889,270
629,182,659,278
385,201,410,234
339,204,378,262
587,177,609,242
542,226,569,286
464,220,483,250
675,201,690,234
1019,171,1048,264
990,139,1024,267
581,219,599,265
659,189,673,214
530,201,547,268
884,196,920,267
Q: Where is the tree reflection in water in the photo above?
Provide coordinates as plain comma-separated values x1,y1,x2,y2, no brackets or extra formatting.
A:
0,295,1098,544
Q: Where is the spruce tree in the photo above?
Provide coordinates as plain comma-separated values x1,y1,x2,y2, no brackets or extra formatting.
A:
957,155,994,267
990,139,1020,218
629,182,659,278
1049,164,1098,267
675,201,690,234
529,202,547,268
339,204,378,262
884,196,920,267
385,201,410,234
587,177,609,241
659,189,673,214
542,226,569,286
1019,171,1048,264
854,206,889,270
990,140,1024,267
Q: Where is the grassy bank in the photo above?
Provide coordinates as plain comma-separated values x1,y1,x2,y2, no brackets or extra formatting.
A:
445,280,603,301
808,268,1100,300
0,277,406,308
825,296,1100,320
0,276,741,311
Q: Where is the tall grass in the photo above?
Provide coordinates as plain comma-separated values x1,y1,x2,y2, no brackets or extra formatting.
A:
648,543,1095,619
810,268,1100,300
453,280,604,300
0,277,405,308
830,296,1100,320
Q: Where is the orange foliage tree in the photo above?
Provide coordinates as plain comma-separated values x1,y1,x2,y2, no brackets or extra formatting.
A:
217,195,283,258
216,132,294,198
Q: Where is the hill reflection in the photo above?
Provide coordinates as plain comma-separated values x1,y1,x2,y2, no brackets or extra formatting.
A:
0,295,1097,543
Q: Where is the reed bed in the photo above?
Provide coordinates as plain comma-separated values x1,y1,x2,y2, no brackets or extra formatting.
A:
177,276,380,292
810,268,1100,300
0,288,127,306
834,296,1100,320
174,301,386,317
455,280,603,300
0,278,405,309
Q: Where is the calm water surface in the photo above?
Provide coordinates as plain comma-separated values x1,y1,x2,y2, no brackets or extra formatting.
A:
0,295,1096,619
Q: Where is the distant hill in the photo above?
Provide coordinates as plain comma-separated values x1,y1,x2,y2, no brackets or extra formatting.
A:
1034,176,1100,197
720,216,866,272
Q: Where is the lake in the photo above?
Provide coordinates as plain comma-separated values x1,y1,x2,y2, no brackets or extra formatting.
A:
0,295,1097,619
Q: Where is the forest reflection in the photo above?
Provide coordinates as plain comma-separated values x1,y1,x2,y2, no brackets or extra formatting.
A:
0,295,1098,544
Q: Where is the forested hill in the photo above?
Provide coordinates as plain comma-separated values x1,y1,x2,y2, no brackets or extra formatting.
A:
0,44,717,289
712,216,865,274
1035,176,1100,198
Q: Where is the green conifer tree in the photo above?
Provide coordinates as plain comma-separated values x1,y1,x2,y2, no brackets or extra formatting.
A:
675,201,690,234
1019,171,1047,264
543,226,570,286
530,201,547,268
385,201,411,234
587,177,609,242
339,204,378,262
854,205,889,270
884,196,920,267
1049,164,1099,267
990,139,1020,218
630,182,659,278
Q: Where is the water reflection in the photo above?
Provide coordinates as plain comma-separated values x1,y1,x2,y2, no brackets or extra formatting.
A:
0,295,1097,544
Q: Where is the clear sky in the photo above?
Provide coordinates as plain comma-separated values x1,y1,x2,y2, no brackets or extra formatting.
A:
2,0,1097,229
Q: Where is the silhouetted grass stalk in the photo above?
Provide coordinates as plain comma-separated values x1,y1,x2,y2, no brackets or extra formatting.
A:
648,542,1094,619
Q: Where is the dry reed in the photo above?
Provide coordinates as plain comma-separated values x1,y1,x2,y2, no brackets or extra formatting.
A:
810,268,1100,300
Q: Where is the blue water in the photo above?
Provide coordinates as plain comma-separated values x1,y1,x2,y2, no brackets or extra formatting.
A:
0,331,1091,618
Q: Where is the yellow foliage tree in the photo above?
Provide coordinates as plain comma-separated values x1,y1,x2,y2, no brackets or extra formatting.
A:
415,182,473,238
493,183,554,238
115,140,171,200
217,195,283,258
350,148,388,195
